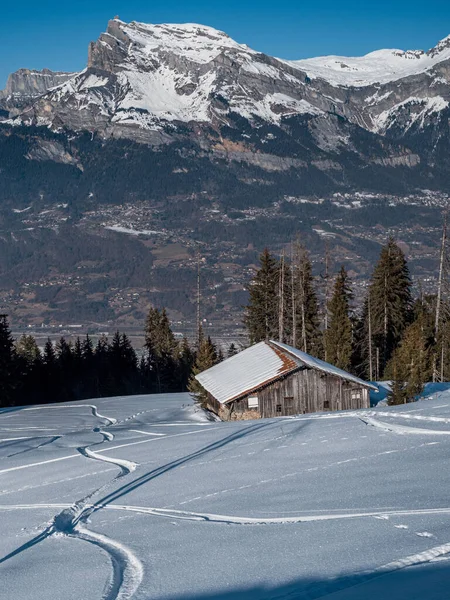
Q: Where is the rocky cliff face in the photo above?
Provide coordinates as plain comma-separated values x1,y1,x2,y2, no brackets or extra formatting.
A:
0,68,75,114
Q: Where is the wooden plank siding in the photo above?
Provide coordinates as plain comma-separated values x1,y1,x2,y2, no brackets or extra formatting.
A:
216,367,370,420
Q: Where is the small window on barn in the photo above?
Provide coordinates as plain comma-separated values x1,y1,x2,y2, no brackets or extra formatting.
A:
351,391,361,401
276,404,282,413
248,396,259,409
324,400,330,410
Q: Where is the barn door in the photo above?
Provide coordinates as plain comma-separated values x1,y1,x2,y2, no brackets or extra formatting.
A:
283,396,295,416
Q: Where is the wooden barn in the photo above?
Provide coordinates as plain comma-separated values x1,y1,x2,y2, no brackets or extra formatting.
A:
195,340,377,420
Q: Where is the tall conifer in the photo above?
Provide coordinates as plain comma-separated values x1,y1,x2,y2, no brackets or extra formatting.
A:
145,307,178,392
386,314,430,404
245,249,279,344
363,238,412,377
0,315,17,406
292,244,322,356
325,267,353,370
188,336,218,407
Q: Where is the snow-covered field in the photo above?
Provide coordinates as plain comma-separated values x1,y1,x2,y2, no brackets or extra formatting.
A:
1,392,450,599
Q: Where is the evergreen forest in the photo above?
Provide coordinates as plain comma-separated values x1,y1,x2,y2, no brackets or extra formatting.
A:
1,237,447,408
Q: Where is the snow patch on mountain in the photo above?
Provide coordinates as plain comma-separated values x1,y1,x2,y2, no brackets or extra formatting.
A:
78,74,110,91
288,39,450,87
228,92,323,124
375,96,449,133
116,67,216,122
120,21,252,65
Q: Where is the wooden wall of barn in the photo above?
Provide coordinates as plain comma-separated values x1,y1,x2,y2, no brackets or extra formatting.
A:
225,368,369,420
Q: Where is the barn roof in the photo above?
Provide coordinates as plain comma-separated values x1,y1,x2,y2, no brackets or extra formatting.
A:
195,340,377,405
270,341,378,391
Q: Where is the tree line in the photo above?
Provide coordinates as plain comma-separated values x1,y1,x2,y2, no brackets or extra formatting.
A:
1,235,447,408
0,308,233,408
244,238,449,405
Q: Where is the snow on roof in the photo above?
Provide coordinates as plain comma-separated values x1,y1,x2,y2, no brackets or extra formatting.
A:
196,341,377,404
270,341,378,391
195,341,300,405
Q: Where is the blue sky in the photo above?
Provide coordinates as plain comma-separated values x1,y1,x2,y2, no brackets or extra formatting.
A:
2,0,450,87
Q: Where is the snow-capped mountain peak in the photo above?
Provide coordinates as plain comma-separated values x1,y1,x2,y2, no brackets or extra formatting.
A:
2,19,450,161
92,18,254,68
13,18,323,134
289,35,450,87
428,34,450,57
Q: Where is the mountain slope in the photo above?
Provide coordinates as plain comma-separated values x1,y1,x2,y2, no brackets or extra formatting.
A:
2,393,450,599
290,35,450,87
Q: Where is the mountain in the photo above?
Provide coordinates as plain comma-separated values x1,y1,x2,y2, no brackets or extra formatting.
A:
0,68,74,115
2,19,449,164
0,19,449,333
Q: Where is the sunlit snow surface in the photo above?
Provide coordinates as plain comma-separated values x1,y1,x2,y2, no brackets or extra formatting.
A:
289,40,450,87
1,392,450,599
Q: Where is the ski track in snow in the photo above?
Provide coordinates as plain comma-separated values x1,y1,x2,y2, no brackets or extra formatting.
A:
23,404,118,426
0,427,214,475
3,399,450,598
77,444,136,478
367,411,450,424
70,526,143,600
6,435,62,459
1,403,142,600
5,502,450,526
2,501,450,596
360,415,450,435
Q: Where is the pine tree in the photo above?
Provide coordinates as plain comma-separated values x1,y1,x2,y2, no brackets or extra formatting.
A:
188,337,219,407
109,332,138,395
94,335,111,397
145,307,177,357
292,244,322,356
144,307,178,392
73,337,83,363
364,238,413,378
245,249,279,344
82,335,94,361
15,335,41,364
385,314,431,404
79,335,95,398
436,311,450,381
56,337,73,366
39,338,57,403
0,315,17,406
176,336,194,391
43,338,56,366
325,267,353,370
55,337,74,401
388,360,407,405
227,343,238,358
14,334,43,405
